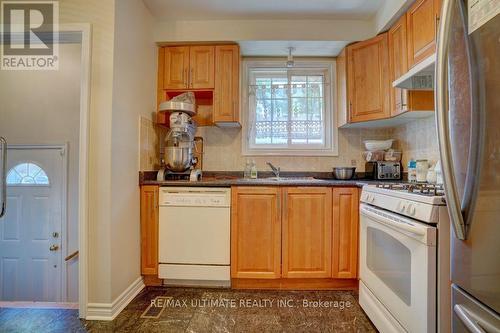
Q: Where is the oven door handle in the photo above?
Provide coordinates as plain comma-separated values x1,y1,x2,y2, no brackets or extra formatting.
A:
360,204,426,236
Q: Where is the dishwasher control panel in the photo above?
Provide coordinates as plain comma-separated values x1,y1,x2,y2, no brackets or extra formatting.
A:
159,187,231,207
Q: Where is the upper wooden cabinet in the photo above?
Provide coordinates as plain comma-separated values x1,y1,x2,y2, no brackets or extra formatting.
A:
231,187,281,279
336,48,348,127
140,185,159,276
164,46,190,90
282,187,332,278
388,14,435,116
158,44,240,127
163,45,215,90
189,46,215,89
406,0,442,69
347,33,391,123
214,45,240,124
332,188,359,279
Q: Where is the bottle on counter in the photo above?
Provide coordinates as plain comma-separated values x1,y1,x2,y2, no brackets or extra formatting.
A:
244,159,251,179
250,160,258,179
416,159,429,182
408,159,417,182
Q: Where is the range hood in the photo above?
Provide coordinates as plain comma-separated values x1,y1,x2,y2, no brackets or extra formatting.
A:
393,54,435,90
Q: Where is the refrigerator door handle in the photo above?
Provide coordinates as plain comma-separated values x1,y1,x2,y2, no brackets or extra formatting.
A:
0,137,6,218
454,304,495,333
435,0,466,240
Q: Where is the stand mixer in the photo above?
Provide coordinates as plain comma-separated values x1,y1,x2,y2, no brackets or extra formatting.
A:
157,95,203,181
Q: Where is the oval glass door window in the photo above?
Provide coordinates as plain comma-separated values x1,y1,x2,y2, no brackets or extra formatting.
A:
6,162,50,185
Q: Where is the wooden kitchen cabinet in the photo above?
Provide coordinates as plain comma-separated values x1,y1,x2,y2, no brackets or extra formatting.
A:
163,46,190,90
336,48,349,127
140,185,159,276
282,187,332,278
231,187,281,279
332,188,359,279
347,33,391,123
214,44,240,124
189,46,215,89
406,0,442,69
388,14,435,116
163,45,214,90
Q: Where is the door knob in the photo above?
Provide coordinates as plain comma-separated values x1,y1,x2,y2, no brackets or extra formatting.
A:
49,245,59,251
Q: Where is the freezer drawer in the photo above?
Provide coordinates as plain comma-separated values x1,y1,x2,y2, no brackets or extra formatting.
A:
452,284,500,333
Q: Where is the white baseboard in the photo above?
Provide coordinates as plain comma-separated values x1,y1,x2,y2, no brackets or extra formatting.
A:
86,276,145,321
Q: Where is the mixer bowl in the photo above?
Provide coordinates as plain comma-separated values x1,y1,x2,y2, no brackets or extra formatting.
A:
165,146,193,172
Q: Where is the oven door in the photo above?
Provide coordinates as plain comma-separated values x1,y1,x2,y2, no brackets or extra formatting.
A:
359,203,438,333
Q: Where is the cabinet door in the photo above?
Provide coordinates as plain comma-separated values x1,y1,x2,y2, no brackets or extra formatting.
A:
140,185,159,275
231,187,281,279
336,48,348,127
389,14,409,116
214,45,240,123
332,188,359,279
164,46,190,90
347,33,390,123
407,0,441,68
189,46,215,89
389,15,435,116
282,187,332,278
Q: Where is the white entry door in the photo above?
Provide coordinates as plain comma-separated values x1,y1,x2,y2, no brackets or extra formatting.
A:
0,146,66,302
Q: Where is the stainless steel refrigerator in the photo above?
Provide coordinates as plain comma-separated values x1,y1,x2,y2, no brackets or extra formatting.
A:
435,0,500,331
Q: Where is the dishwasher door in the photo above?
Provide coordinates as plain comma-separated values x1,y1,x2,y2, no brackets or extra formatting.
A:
158,187,231,284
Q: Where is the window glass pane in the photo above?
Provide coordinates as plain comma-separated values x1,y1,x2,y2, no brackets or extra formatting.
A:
6,163,50,186
248,66,331,151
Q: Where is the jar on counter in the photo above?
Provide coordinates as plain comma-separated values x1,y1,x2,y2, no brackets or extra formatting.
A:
416,160,429,182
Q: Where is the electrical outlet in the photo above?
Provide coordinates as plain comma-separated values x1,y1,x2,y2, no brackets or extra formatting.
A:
351,159,357,167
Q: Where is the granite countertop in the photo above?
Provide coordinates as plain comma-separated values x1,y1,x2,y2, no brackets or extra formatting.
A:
139,171,399,188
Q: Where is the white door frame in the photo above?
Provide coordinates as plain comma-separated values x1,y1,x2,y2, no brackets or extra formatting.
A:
4,144,68,302
57,23,92,318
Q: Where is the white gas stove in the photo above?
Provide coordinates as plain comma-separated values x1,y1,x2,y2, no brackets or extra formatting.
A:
359,183,451,333
361,183,446,223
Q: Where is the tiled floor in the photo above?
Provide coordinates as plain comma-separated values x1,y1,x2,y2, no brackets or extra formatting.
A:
0,287,377,332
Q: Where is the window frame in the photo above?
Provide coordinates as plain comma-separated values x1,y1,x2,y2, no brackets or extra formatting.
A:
242,58,338,156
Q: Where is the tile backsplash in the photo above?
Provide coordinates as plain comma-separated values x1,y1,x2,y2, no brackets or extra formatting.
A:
392,116,440,167
140,115,440,173
195,126,393,172
139,116,166,170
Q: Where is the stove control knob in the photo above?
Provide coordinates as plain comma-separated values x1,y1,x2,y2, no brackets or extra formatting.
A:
369,195,375,203
400,202,406,213
407,204,416,216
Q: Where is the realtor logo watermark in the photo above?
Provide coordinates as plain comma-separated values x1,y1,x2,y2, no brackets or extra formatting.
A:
1,1,59,70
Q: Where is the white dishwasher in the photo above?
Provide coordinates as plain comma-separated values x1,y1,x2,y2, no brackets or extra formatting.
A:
158,187,231,287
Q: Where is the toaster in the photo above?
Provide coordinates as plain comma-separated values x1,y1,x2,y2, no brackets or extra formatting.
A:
365,161,402,180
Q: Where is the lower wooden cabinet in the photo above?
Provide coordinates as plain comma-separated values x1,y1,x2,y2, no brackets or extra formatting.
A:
231,187,281,279
140,185,159,276
231,186,360,288
332,188,359,279
282,187,332,278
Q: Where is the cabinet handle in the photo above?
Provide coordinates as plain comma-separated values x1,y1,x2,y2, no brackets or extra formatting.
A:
435,15,440,39
184,68,188,88
400,89,407,110
190,68,194,88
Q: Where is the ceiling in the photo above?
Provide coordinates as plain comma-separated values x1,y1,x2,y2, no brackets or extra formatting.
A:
239,41,348,57
143,0,384,21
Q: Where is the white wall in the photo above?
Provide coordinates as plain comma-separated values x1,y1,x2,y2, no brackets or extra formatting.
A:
60,0,115,304
154,19,375,43
0,43,81,302
110,0,157,300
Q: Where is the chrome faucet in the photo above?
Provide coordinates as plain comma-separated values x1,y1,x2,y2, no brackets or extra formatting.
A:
266,162,280,178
